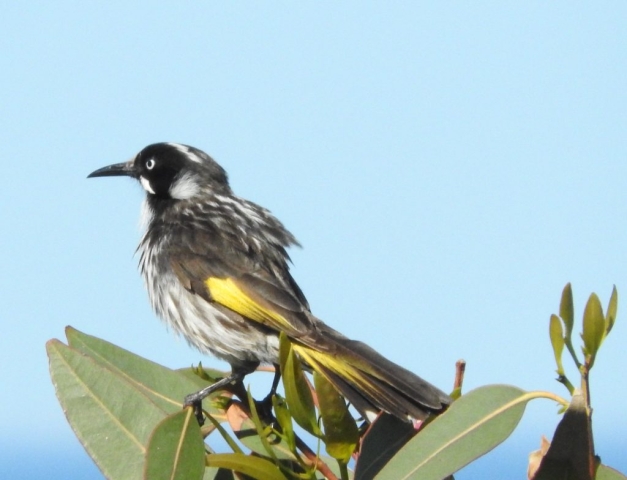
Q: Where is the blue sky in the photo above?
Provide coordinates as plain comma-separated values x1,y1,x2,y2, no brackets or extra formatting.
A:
2,3,626,478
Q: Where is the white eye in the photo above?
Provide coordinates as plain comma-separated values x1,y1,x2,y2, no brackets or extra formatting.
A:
146,158,156,170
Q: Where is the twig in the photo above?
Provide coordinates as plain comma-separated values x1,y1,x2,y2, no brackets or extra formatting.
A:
556,374,575,395
454,359,466,391
294,433,339,480
565,339,582,369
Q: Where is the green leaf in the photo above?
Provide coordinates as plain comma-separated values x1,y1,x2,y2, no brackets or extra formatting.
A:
47,339,167,480
181,362,226,384
65,327,227,416
605,285,618,338
560,283,575,340
313,371,359,464
206,453,287,480
279,333,322,437
246,395,281,462
144,408,206,480
204,412,244,454
377,385,528,480
237,420,298,463
597,464,627,480
272,395,297,453
234,397,309,478
549,314,565,375
582,293,604,359
226,399,298,463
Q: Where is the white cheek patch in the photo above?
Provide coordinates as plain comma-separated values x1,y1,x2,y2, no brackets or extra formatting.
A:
140,176,156,194
169,173,200,200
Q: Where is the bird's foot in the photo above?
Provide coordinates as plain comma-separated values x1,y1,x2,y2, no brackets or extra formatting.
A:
253,392,275,422
183,373,245,426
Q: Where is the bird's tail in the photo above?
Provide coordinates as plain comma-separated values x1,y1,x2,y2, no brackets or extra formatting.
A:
292,324,451,422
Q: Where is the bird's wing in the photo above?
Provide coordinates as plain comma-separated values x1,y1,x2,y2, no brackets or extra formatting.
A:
168,231,451,421
169,247,315,338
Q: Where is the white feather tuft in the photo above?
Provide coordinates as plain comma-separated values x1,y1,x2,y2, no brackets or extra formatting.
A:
139,199,154,231
169,172,201,200
139,176,155,194
167,142,204,164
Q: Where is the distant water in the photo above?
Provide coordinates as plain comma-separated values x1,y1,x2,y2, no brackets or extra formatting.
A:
6,438,625,479
2,445,100,479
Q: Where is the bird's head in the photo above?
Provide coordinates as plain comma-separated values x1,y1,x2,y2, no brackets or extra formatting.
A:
88,142,230,200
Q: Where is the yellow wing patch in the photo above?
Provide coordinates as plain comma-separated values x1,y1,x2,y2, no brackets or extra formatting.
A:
294,344,371,391
206,277,290,330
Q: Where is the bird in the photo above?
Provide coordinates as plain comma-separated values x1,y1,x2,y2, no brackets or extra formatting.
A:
88,142,451,424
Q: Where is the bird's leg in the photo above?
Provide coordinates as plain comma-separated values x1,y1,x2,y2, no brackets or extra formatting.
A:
256,364,281,420
184,361,259,425
223,364,281,422
269,364,282,395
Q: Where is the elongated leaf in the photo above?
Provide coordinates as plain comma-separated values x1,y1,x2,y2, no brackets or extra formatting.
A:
47,339,167,480
279,333,322,437
272,395,297,454
314,371,359,463
377,385,528,480
179,362,227,385
206,453,287,480
204,413,244,454
605,286,618,338
228,403,311,480
66,327,227,416
225,400,297,462
549,314,565,375
144,408,205,480
560,283,575,339
582,293,604,359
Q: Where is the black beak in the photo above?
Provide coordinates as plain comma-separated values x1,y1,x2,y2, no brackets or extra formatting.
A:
87,160,136,179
